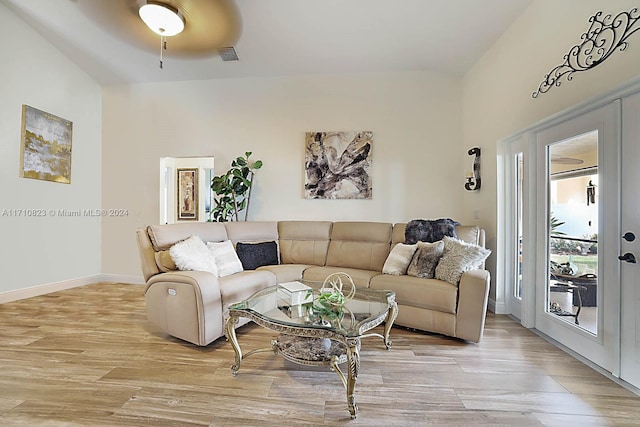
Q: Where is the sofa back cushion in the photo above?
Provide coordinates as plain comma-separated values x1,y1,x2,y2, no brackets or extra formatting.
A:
392,223,483,246
278,221,333,265
455,225,484,247
326,222,392,272
147,222,229,251
224,221,279,244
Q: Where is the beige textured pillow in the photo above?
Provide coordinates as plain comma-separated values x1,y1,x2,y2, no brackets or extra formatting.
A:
435,236,491,285
407,240,445,279
382,243,418,275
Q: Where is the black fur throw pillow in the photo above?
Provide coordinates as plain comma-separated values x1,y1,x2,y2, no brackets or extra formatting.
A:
405,218,460,244
235,241,279,270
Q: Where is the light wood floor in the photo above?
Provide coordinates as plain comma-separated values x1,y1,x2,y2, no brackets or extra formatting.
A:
0,283,638,426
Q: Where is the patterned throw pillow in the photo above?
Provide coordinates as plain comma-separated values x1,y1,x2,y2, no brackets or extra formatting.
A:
406,241,445,279
236,241,279,270
382,243,418,275
207,240,244,277
169,235,218,276
434,236,491,285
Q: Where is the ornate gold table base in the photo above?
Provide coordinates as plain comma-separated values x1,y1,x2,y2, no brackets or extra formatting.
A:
225,301,397,419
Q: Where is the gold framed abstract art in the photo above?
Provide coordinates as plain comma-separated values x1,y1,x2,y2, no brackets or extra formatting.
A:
20,104,73,184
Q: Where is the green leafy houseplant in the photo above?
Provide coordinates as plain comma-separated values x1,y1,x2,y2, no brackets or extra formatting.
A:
210,152,263,222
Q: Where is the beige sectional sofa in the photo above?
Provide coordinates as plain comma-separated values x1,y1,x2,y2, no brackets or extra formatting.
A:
136,220,490,346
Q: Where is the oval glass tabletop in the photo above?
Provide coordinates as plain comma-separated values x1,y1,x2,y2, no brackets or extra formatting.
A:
227,280,394,337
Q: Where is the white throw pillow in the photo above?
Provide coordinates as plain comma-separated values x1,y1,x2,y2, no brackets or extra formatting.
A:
382,243,418,275
207,240,244,277
434,236,491,285
169,235,218,276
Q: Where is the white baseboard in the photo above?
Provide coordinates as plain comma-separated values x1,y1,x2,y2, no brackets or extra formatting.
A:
488,298,508,314
0,274,145,304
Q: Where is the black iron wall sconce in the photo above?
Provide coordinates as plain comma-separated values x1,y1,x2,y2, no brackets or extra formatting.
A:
465,147,481,191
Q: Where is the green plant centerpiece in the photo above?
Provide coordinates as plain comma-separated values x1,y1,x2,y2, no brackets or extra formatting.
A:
313,273,356,326
210,152,263,222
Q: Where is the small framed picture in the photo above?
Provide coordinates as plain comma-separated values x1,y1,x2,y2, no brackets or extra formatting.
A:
177,168,198,221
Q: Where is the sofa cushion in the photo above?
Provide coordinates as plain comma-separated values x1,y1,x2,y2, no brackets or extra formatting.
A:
154,250,177,272
382,243,417,275
169,235,218,275
406,240,445,279
455,225,482,246
434,236,491,285
392,223,482,246
207,240,244,277
369,274,458,314
219,270,277,316
148,223,228,251
236,241,279,270
278,221,333,265
224,221,279,243
325,222,392,271
302,266,379,288
258,264,308,283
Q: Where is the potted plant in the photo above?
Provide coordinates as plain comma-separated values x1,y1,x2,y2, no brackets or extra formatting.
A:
210,152,263,221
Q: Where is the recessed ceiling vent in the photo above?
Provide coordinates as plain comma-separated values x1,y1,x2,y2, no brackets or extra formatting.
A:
219,47,239,61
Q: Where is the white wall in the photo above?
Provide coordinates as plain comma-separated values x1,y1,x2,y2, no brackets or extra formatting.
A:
462,0,640,306
102,71,464,277
0,3,102,293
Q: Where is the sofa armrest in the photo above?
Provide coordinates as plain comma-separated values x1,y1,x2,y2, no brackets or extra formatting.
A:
455,269,490,343
145,271,223,346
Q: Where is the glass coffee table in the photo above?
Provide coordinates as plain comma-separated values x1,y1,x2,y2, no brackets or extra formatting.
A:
224,278,397,419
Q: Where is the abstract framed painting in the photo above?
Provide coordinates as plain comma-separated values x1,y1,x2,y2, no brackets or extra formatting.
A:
304,131,373,199
20,105,73,184
177,168,198,221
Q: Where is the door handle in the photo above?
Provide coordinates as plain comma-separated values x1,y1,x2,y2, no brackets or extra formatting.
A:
618,252,637,263
622,232,636,242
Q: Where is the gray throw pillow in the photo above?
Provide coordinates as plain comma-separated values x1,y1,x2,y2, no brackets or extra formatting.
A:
406,240,445,279
435,236,491,285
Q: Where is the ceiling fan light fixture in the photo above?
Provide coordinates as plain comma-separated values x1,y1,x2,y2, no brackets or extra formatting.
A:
139,2,184,37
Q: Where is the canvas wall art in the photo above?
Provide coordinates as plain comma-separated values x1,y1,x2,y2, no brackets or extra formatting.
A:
20,105,73,184
177,168,198,221
304,131,373,199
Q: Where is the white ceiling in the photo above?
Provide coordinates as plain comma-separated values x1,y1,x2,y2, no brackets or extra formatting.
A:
2,0,532,86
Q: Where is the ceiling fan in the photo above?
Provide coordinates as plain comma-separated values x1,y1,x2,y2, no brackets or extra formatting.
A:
75,0,242,66
550,155,584,165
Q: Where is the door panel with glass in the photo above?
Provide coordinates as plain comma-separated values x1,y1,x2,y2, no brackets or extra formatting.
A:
535,103,619,373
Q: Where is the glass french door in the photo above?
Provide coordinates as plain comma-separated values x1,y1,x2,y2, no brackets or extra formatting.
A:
534,102,619,373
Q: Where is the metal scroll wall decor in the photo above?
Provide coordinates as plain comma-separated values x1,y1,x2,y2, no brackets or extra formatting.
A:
465,147,481,191
533,8,640,98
